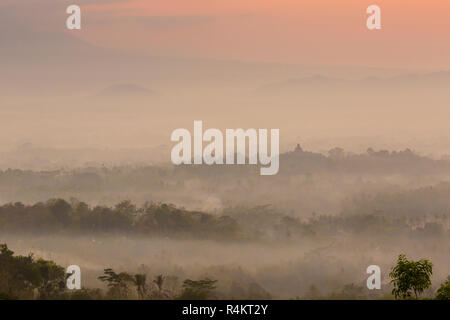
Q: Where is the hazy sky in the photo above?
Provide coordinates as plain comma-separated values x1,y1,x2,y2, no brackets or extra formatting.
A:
1,0,449,69
76,0,450,68
1,1,450,156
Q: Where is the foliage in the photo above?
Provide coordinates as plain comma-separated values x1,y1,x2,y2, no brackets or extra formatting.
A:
0,197,448,243
2,242,448,301
0,200,241,241
98,268,175,300
98,268,135,299
67,288,104,300
134,274,148,300
0,243,66,299
389,254,433,299
435,276,450,300
177,278,218,300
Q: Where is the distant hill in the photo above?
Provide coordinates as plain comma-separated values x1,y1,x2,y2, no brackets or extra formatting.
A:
97,84,156,98
259,71,450,93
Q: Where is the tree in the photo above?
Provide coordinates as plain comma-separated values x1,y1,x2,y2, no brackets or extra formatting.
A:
35,259,66,299
153,274,164,292
149,274,172,299
98,268,134,299
177,278,218,300
47,199,72,228
0,244,64,299
0,244,40,298
389,254,433,299
133,274,148,300
435,276,450,300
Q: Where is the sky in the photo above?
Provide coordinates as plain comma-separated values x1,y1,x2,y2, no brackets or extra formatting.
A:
1,0,449,69
76,0,450,68
1,0,450,156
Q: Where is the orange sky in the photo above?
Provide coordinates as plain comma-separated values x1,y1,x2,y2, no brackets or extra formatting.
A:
77,0,450,68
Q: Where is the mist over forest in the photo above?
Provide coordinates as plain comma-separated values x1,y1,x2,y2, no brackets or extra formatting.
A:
1,1,449,300
1,146,449,299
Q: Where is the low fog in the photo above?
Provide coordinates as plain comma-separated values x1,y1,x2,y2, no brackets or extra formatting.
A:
0,150,449,298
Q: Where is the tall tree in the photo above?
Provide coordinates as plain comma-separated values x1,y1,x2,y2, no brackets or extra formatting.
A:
133,274,148,300
389,254,433,299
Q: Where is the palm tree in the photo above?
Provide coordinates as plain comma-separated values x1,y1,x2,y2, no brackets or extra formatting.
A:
98,268,134,299
153,275,164,292
152,274,170,299
134,274,147,300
